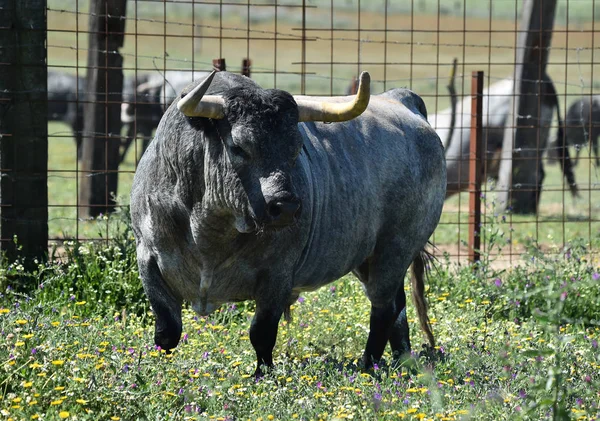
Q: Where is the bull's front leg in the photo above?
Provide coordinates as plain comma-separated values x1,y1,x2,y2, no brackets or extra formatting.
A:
249,276,291,377
138,251,183,352
250,304,284,377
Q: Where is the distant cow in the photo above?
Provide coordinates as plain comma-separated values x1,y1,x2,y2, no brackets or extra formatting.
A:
120,71,210,162
130,71,446,376
563,95,600,166
432,78,577,198
47,70,86,156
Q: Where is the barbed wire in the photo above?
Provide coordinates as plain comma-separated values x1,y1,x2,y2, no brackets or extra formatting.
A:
45,7,600,53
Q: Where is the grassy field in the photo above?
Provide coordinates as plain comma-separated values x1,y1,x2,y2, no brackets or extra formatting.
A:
2,3,597,420
1,227,599,420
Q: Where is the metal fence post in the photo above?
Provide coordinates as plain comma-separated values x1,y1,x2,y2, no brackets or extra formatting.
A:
468,71,484,265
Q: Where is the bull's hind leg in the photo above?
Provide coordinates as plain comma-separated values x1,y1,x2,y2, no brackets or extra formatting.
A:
360,254,412,369
389,253,436,360
137,250,183,351
388,294,411,359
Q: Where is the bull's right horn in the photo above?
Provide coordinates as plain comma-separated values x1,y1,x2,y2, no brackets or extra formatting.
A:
177,70,225,119
294,71,371,122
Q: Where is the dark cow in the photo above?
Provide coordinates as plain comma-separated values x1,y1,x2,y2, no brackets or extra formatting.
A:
563,95,600,167
47,70,86,156
130,71,446,376
120,71,210,162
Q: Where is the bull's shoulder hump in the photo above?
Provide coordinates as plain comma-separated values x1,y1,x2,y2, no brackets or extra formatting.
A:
376,88,428,120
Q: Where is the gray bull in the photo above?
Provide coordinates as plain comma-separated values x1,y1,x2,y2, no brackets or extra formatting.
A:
130,71,446,375
434,78,577,197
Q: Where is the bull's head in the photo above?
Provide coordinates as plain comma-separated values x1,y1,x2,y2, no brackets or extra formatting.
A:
177,71,370,234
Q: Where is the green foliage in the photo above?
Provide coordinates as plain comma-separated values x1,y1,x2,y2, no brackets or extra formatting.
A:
0,212,599,420
0,209,147,318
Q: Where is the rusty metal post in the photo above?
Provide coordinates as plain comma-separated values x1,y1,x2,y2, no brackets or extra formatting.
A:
213,58,226,72
468,71,484,265
241,58,251,77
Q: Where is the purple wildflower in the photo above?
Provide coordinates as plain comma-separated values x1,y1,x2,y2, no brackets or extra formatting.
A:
494,278,502,287
593,272,600,281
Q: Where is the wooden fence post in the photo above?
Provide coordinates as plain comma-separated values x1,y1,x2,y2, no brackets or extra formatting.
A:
213,58,226,72
468,71,484,265
0,0,48,267
78,0,127,218
496,0,557,214
241,59,252,77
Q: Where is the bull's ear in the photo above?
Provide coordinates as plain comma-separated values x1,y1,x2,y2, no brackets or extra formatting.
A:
294,71,370,123
177,71,225,119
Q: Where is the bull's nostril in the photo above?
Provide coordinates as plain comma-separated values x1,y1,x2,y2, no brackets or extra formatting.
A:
268,202,283,218
266,200,300,222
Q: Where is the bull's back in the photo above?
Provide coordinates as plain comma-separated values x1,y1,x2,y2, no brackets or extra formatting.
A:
293,90,445,288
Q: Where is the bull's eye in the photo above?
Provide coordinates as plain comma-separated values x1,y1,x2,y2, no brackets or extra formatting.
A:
229,145,249,160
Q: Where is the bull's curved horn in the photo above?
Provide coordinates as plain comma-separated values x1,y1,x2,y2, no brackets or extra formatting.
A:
177,70,225,119
294,71,370,122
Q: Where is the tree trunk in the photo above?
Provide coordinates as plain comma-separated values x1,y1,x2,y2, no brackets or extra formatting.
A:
79,0,127,218
0,0,48,268
496,0,557,214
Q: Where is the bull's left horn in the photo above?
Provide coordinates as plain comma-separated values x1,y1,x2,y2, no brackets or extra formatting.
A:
294,71,370,122
177,70,225,119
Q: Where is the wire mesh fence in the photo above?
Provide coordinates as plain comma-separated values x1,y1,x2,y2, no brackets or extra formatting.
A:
2,0,599,265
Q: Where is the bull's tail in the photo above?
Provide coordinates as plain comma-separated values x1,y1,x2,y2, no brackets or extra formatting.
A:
546,75,579,198
411,250,435,349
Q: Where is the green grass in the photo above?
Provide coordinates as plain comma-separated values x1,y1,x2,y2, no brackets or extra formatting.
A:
434,158,600,251
1,227,599,420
